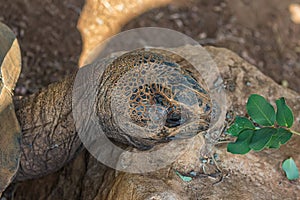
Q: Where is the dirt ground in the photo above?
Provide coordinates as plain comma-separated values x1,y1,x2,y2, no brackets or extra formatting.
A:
0,0,300,198
0,0,300,95
123,0,300,93
0,0,84,95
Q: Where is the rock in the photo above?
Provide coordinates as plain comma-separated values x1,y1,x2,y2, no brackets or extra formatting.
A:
8,46,300,200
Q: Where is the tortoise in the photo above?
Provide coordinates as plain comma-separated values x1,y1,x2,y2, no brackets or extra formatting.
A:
0,22,22,195
0,22,212,195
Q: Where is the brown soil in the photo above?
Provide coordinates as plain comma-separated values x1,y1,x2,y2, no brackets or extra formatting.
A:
123,0,300,93
0,0,84,95
0,0,299,94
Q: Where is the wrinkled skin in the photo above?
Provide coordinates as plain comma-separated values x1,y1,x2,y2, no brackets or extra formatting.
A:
14,74,82,180
13,49,211,181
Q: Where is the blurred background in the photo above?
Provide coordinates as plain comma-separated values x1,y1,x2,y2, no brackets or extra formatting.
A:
0,0,300,95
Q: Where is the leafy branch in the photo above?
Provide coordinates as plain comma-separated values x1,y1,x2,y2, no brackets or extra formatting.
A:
226,94,298,154
226,94,299,180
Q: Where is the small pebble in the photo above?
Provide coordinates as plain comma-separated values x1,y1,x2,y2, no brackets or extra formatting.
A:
281,80,289,88
290,4,300,24
200,158,208,163
199,32,207,39
190,171,197,177
213,6,222,12
213,153,219,161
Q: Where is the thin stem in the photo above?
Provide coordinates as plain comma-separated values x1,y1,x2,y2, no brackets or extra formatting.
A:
290,129,300,136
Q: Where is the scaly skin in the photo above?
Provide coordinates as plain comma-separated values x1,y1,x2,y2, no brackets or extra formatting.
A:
96,49,211,149
11,49,211,181
14,73,82,180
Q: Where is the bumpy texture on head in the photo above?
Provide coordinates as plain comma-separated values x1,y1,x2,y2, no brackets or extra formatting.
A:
96,48,212,149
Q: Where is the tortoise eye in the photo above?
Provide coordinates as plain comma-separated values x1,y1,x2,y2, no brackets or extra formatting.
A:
128,84,171,127
128,83,192,131
165,111,183,128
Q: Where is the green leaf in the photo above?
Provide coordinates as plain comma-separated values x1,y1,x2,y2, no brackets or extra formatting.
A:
276,97,294,128
227,129,254,154
249,128,276,151
267,128,292,149
226,117,255,136
282,158,299,180
246,94,276,126
175,171,192,182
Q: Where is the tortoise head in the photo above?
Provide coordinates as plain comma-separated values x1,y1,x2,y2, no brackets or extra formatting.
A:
96,48,212,150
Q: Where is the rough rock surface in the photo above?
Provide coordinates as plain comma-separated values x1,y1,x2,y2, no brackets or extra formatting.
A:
6,46,300,200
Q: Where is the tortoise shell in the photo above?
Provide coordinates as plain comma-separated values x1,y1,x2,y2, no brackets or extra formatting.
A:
0,22,22,195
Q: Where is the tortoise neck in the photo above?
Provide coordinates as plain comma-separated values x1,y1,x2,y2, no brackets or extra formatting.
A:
14,72,83,180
